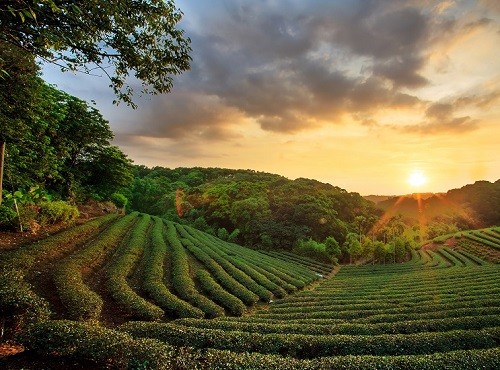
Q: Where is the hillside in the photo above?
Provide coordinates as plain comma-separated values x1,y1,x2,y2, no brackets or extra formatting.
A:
0,213,325,326
375,180,500,228
128,166,381,249
1,214,499,368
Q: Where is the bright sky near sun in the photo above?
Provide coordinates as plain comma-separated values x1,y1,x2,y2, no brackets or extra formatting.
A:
42,0,500,195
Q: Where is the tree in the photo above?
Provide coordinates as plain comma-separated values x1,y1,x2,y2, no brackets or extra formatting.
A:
76,145,133,200
1,0,191,106
343,233,362,264
324,236,341,263
0,41,40,204
1,70,133,201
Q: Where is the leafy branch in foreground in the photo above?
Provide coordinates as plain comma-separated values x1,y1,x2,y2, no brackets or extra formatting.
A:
0,0,191,106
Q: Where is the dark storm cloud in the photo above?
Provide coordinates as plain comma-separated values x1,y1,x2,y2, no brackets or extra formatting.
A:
129,0,495,139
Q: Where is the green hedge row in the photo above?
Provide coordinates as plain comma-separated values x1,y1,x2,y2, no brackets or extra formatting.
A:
465,233,500,250
261,250,332,274
451,248,489,266
185,347,500,370
0,216,116,332
184,226,288,298
0,268,50,333
18,320,500,370
1,214,118,270
236,252,308,288
254,299,500,321
456,239,500,263
53,213,137,320
119,321,500,358
165,222,224,318
203,230,317,284
266,289,499,312
105,214,164,320
324,271,500,292
436,248,466,267
175,313,500,336
18,320,175,369
179,234,259,306
472,231,500,246
218,306,500,329
200,228,316,286
142,217,204,318
178,225,273,302
190,228,297,293
196,269,246,316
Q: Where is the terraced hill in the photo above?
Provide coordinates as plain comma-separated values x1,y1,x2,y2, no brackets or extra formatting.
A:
1,214,499,369
429,226,500,263
0,213,322,325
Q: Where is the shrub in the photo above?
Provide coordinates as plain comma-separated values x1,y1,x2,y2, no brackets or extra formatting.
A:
293,238,332,264
106,214,165,320
18,320,175,370
110,192,128,209
38,200,80,225
53,213,137,320
0,204,17,230
165,221,224,318
196,269,246,316
0,268,51,333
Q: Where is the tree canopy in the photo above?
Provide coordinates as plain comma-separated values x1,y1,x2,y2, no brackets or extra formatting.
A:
0,43,133,202
126,167,382,251
1,0,191,106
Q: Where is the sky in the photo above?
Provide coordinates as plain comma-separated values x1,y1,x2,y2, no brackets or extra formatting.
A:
42,0,500,195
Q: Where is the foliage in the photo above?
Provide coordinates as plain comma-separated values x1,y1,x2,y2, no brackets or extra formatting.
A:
143,218,204,318
127,167,381,252
0,204,17,229
119,321,500,358
18,320,175,370
105,214,165,320
110,192,128,209
0,0,191,106
1,75,133,202
0,268,50,332
293,238,333,264
38,200,79,225
196,269,247,316
53,213,137,320
3,214,500,369
164,221,225,318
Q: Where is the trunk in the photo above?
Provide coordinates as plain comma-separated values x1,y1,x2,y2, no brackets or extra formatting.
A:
0,140,5,205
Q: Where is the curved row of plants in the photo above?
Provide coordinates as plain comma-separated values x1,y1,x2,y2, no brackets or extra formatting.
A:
18,320,500,370
116,247,499,365
53,212,139,320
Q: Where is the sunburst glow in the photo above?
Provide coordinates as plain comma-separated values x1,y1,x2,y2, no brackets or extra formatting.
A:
408,170,427,188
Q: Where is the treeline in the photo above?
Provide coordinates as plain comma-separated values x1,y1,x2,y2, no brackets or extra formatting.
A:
0,41,133,229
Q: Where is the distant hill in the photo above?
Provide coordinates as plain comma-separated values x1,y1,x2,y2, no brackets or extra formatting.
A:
374,180,500,227
363,195,394,204
364,193,437,204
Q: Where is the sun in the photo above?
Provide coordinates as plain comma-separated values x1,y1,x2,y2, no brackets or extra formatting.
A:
407,170,427,188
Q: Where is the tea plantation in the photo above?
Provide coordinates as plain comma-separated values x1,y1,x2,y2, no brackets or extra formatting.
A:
1,213,499,369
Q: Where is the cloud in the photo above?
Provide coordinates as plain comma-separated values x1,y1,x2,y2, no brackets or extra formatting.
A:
128,92,244,141
400,100,479,134
114,0,498,140
405,116,478,134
